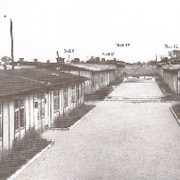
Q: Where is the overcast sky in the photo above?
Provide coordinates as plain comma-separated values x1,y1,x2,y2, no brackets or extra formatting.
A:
0,0,180,63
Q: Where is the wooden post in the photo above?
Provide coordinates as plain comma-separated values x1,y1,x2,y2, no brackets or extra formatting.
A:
10,19,14,69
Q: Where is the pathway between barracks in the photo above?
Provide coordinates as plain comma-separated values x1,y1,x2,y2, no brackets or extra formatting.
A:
15,81,180,180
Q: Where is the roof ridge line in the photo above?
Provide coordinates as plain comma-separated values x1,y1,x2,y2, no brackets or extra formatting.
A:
15,75,43,84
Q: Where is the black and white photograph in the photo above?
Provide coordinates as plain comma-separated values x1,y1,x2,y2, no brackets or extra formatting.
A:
0,0,180,179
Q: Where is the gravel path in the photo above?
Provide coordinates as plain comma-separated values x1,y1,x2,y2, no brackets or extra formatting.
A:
14,82,180,180
108,82,163,98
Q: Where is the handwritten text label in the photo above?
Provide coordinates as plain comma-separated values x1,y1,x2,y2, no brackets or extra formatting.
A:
102,52,115,56
165,44,178,49
64,49,75,53
116,43,130,47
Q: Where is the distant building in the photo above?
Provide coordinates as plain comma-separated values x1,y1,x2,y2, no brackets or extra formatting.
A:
60,63,114,94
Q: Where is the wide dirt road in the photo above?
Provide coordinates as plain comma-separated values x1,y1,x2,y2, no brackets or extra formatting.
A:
15,82,180,180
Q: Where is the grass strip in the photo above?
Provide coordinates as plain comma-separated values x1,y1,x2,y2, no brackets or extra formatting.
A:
155,77,180,102
52,104,96,129
172,104,180,120
0,131,51,180
85,78,123,101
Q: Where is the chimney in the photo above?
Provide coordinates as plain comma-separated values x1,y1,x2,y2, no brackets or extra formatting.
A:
56,57,64,64
96,57,100,62
19,58,24,62
47,60,50,63
74,58,80,63
34,59,38,63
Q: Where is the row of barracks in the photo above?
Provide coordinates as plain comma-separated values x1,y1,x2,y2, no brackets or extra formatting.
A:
0,69,86,159
60,63,123,94
13,57,125,94
0,58,124,159
157,60,180,94
162,65,180,93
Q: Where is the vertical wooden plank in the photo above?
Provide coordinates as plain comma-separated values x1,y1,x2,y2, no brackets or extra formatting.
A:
9,99,14,149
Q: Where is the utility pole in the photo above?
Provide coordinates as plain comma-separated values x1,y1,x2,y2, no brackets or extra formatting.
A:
10,19,14,69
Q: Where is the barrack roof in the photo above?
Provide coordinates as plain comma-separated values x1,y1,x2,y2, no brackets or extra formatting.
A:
0,69,86,98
